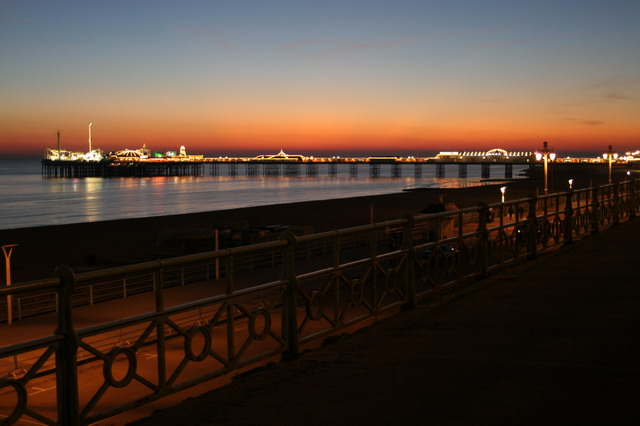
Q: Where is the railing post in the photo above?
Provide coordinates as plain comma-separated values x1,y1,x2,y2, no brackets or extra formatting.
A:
527,195,538,259
280,231,299,360
154,261,167,392
401,213,416,309
631,179,639,218
564,189,574,244
54,264,80,426
2,243,17,325
591,185,600,234
476,202,489,277
613,182,621,225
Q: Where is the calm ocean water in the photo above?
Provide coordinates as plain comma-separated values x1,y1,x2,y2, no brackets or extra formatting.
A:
0,158,527,230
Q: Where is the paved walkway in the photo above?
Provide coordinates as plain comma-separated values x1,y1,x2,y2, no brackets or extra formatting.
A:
128,219,640,426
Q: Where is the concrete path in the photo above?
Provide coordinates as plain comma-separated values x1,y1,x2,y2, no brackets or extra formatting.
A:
129,219,640,426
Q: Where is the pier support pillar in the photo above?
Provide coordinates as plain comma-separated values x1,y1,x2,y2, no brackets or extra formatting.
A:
284,163,300,176
481,163,491,179
349,163,358,177
369,164,380,177
436,163,445,178
247,163,259,176
306,163,318,176
414,164,422,178
505,164,513,178
265,163,281,176
458,164,467,178
392,164,401,177
329,163,338,176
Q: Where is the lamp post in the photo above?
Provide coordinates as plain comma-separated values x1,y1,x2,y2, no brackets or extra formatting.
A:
535,141,556,194
500,186,506,203
2,244,18,325
603,145,618,184
568,179,573,190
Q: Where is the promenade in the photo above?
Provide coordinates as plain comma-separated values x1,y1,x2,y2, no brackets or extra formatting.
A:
129,216,640,425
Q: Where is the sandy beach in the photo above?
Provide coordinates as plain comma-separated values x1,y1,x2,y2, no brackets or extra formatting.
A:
0,163,619,283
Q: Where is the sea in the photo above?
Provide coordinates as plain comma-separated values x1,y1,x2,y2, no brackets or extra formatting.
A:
0,158,527,230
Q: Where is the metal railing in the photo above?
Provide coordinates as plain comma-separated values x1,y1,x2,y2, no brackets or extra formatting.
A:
0,180,638,425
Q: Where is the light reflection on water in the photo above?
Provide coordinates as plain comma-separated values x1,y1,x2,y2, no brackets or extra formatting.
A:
0,159,527,230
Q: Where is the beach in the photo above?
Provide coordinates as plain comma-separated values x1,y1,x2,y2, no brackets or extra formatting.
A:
0,163,618,284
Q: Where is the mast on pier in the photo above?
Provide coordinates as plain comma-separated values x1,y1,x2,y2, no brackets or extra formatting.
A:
88,122,93,152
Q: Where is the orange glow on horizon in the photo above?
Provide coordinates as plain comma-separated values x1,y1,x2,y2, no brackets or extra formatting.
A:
1,111,638,157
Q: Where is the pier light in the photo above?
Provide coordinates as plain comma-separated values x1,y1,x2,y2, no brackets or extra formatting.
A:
568,179,573,189
500,186,507,203
535,141,556,194
603,145,618,184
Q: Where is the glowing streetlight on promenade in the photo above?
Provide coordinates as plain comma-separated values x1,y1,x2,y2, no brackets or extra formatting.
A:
535,141,556,194
603,145,618,184
2,244,18,325
500,186,506,203
568,179,573,190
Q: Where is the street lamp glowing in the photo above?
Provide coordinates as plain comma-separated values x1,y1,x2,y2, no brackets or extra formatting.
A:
568,179,573,189
603,145,618,184
536,141,555,194
500,186,506,203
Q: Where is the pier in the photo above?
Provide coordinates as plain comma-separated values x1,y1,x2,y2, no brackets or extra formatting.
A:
42,149,535,179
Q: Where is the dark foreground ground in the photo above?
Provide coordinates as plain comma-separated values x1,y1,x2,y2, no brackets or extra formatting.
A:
126,190,640,425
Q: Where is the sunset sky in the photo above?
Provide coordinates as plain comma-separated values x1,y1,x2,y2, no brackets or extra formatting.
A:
1,0,639,157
